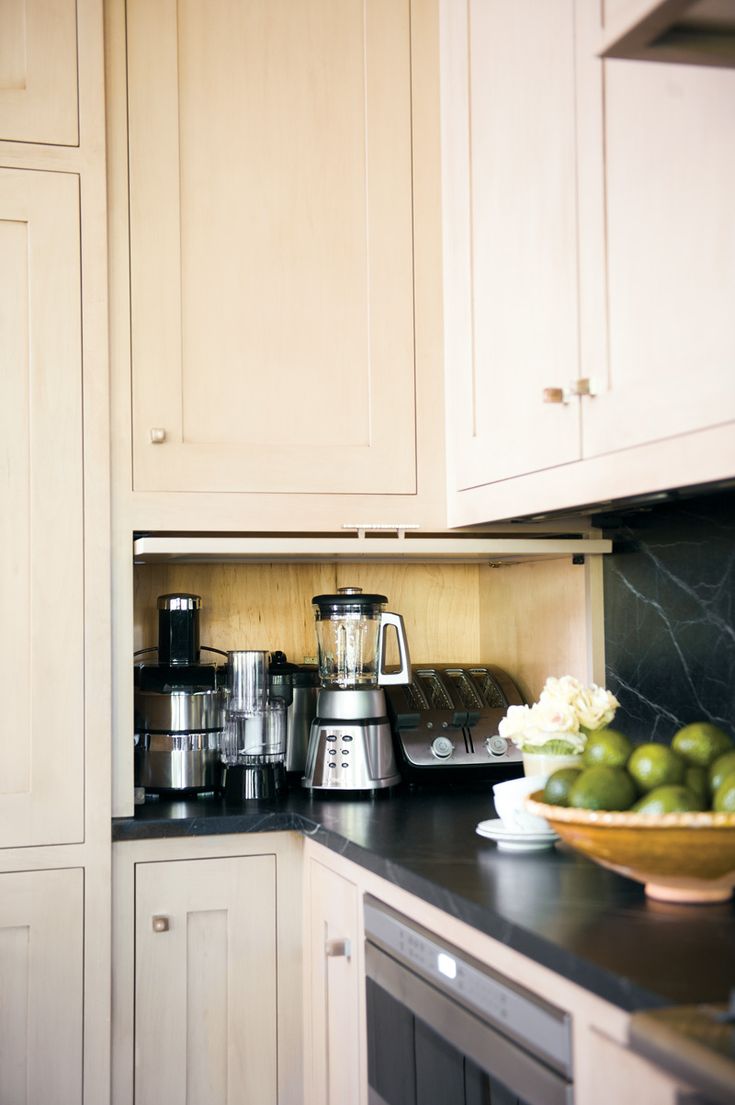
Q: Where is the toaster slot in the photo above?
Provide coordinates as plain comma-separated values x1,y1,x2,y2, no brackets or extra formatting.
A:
414,670,454,711
467,668,508,709
443,669,483,710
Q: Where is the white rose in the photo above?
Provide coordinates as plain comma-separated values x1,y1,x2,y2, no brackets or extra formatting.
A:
528,698,580,737
540,675,583,709
574,684,619,731
498,704,533,742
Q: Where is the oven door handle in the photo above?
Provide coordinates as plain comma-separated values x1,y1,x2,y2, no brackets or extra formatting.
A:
366,942,574,1105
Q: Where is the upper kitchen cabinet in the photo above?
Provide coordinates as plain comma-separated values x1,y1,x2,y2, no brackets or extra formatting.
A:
443,0,735,526
0,0,79,145
0,167,84,847
117,0,446,530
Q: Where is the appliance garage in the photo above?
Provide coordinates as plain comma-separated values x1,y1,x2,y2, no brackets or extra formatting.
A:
132,585,527,800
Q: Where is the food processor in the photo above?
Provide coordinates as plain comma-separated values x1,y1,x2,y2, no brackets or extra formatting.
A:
302,587,411,792
221,650,287,800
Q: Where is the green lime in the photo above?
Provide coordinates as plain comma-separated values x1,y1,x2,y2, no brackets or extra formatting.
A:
543,767,583,807
582,728,633,769
708,751,735,796
685,766,709,806
568,766,637,811
672,722,733,768
627,743,686,792
713,774,735,813
632,785,706,815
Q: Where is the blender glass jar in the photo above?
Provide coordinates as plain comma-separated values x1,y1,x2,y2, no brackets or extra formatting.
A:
313,588,388,688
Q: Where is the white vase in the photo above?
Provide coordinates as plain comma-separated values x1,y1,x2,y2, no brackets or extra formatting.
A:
522,751,583,784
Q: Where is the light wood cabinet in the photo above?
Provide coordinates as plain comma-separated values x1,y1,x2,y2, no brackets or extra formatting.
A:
442,0,735,526
577,1026,700,1105
135,854,278,1105
0,0,79,145
304,858,364,1105
126,0,419,500
0,868,84,1105
0,166,84,848
113,833,303,1105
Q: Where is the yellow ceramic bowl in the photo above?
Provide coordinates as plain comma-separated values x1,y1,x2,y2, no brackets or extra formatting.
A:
525,791,735,903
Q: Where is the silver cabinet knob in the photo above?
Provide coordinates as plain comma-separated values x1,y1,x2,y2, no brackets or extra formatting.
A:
152,915,169,932
325,938,352,959
149,428,167,444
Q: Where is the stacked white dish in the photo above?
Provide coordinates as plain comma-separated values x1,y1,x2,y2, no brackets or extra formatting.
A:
476,774,559,852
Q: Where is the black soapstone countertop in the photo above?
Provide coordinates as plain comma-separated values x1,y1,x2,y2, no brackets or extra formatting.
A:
112,784,735,1016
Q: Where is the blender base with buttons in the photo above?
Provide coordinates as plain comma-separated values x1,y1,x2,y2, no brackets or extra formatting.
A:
302,688,402,791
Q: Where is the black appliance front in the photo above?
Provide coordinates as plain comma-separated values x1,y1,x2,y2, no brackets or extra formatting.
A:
364,898,574,1105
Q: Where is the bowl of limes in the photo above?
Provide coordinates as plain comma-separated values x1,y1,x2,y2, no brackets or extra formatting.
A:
525,722,735,903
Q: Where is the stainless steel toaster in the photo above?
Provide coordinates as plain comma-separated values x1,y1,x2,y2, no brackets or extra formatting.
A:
385,663,525,783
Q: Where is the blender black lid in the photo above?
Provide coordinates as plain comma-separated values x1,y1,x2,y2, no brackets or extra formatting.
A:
312,590,388,608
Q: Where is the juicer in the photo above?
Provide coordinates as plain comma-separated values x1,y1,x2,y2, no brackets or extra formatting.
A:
302,587,411,792
134,594,227,793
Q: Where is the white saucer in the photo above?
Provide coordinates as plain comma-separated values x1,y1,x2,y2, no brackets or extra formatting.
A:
475,818,558,853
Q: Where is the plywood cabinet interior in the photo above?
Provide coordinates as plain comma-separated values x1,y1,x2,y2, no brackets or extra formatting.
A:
0,167,84,848
133,557,596,705
0,0,79,144
0,868,84,1105
135,854,278,1105
126,0,417,497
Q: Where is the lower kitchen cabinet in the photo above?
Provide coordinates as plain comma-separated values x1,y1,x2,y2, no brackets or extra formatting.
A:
304,858,364,1105
135,855,277,1105
303,839,705,1105
113,833,303,1105
577,1027,703,1105
0,868,84,1105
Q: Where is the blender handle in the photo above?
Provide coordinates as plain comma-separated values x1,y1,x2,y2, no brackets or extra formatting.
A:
377,612,412,686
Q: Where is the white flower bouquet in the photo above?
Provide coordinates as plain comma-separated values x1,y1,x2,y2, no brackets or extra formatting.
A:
498,675,619,756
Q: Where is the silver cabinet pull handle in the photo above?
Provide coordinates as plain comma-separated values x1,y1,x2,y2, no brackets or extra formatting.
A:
326,937,351,959
152,915,169,933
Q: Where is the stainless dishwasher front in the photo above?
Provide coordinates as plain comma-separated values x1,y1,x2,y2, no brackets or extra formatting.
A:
364,897,574,1105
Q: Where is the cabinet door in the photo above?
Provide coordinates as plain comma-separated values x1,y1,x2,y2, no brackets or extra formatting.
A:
581,50,735,458
126,0,416,497
0,168,84,848
0,868,83,1105
306,859,363,1105
135,855,277,1105
0,0,78,144
441,0,582,491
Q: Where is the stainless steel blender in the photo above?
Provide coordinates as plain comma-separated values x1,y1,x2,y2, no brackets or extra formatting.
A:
302,588,411,792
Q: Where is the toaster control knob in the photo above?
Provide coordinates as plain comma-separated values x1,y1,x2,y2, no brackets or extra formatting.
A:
431,736,454,760
486,736,508,757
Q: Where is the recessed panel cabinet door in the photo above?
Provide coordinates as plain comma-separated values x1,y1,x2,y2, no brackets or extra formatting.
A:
306,860,363,1105
441,0,582,491
0,868,84,1105
581,57,735,458
0,0,79,144
127,0,416,495
0,168,84,848
135,855,277,1105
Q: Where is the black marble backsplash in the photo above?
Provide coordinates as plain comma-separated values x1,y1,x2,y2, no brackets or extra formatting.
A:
599,489,735,744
